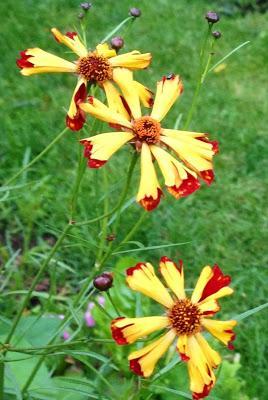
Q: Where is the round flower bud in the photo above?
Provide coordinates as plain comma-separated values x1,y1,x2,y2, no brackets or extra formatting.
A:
110,36,124,51
205,11,220,24
78,12,85,20
129,7,141,18
93,272,113,291
80,2,92,11
212,30,222,39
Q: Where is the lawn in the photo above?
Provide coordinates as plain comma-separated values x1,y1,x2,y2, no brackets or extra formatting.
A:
1,0,268,399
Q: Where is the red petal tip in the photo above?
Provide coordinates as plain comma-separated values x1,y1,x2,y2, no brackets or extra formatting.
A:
126,263,145,276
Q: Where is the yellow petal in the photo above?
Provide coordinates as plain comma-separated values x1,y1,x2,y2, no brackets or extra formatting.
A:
95,43,116,58
19,48,76,76
195,333,221,368
128,330,176,377
51,28,87,57
188,335,215,385
197,299,220,316
136,143,162,211
80,97,132,128
126,262,174,308
177,335,190,361
110,51,152,69
191,266,213,304
112,68,141,119
150,75,183,122
201,318,237,349
66,78,87,131
159,256,185,300
80,131,134,168
102,80,130,120
111,316,169,344
133,80,154,108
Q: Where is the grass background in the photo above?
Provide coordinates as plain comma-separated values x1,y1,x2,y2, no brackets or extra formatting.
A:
1,0,268,398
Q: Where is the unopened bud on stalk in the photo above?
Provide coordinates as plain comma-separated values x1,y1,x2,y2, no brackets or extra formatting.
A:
93,272,113,291
111,36,124,51
129,7,141,18
106,233,116,242
205,11,220,24
212,30,222,39
80,2,92,11
78,12,85,20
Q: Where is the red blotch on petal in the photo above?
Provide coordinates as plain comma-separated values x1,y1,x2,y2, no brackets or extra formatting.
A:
126,263,146,276
199,170,214,185
88,158,107,168
129,358,144,377
111,317,130,345
192,382,213,399
199,265,231,302
225,329,236,350
168,173,200,199
197,137,219,155
66,31,77,40
16,50,34,69
180,352,190,362
80,140,107,169
66,83,87,131
160,256,183,273
139,188,163,211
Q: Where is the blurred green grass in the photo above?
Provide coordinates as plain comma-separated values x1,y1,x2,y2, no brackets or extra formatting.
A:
1,0,268,398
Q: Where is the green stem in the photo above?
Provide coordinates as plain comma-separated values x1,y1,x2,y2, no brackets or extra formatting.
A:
106,292,120,316
101,16,134,43
95,168,109,263
3,127,68,187
0,358,4,400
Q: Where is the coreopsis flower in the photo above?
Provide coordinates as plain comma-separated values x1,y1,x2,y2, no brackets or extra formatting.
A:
111,257,236,399
80,73,218,210
16,28,152,131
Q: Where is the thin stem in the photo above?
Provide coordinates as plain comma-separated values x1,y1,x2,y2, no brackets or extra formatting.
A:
3,127,68,187
106,292,120,316
101,16,134,43
0,358,4,400
95,168,109,263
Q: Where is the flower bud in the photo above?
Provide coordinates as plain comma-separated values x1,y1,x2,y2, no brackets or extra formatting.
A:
80,2,92,11
212,30,222,39
110,36,124,51
78,12,85,20
106,233,116,242
93,272,113,291
205,11,220,24
129,7,141,18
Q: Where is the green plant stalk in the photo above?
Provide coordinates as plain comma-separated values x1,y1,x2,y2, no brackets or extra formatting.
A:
0,358,4,400
106,292,120,316
3,127,68,187
101,16,134,43
95,168,110,263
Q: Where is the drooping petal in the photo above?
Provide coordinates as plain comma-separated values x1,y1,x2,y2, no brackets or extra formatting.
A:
51,28,88,57
195,333,221,368
128,330,176,377
159,256,185,300
198,299,220,317
66,78,87,131
150,75,183,122
191,265,233,304
80,131,134,168
95,43,117,58
133,81,154,108
17,48,76,75
150,145,200,199
126,262,174,308
111,316,169,345
201,318,237,349
80,96,132,128
102,80,131,120
136,143,163,211
177,335,190,361
109,51,152,69
112,68,141,119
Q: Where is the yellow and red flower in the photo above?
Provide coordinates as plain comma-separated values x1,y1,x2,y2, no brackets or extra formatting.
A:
80,74,218,211
17,28,152,131
111,257,236,399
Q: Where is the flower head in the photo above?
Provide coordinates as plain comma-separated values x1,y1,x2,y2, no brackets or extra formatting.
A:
111,258,236,399
17,28,152,131
80,73,218,211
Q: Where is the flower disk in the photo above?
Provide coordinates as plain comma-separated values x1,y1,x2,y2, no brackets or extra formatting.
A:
168,298,201,335
77,53,113,82
133,116,161,144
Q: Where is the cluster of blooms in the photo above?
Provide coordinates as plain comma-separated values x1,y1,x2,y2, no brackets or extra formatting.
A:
17,12,235,399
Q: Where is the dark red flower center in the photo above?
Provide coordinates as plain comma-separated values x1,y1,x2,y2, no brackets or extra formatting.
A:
132,116,161,144
168,298,201,335
77,53,112,83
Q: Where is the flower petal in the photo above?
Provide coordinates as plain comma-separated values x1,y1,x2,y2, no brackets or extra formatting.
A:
109,51,152,69
95,43,117,58
136,143,163,211
198,299,220,317
66,78,87,131
51,28,87,57
191,265,233,304
159,256,185,300
112,68,141,119
133,80,154,108
126,262,174,308
17,48,76,75
128,330,176,377
80,96,132,128
177,335,190,361
150,75,183,122
195,333,221,368
201,318,237,349
102,80,131,120
111,316,169,345
80,131,134,168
